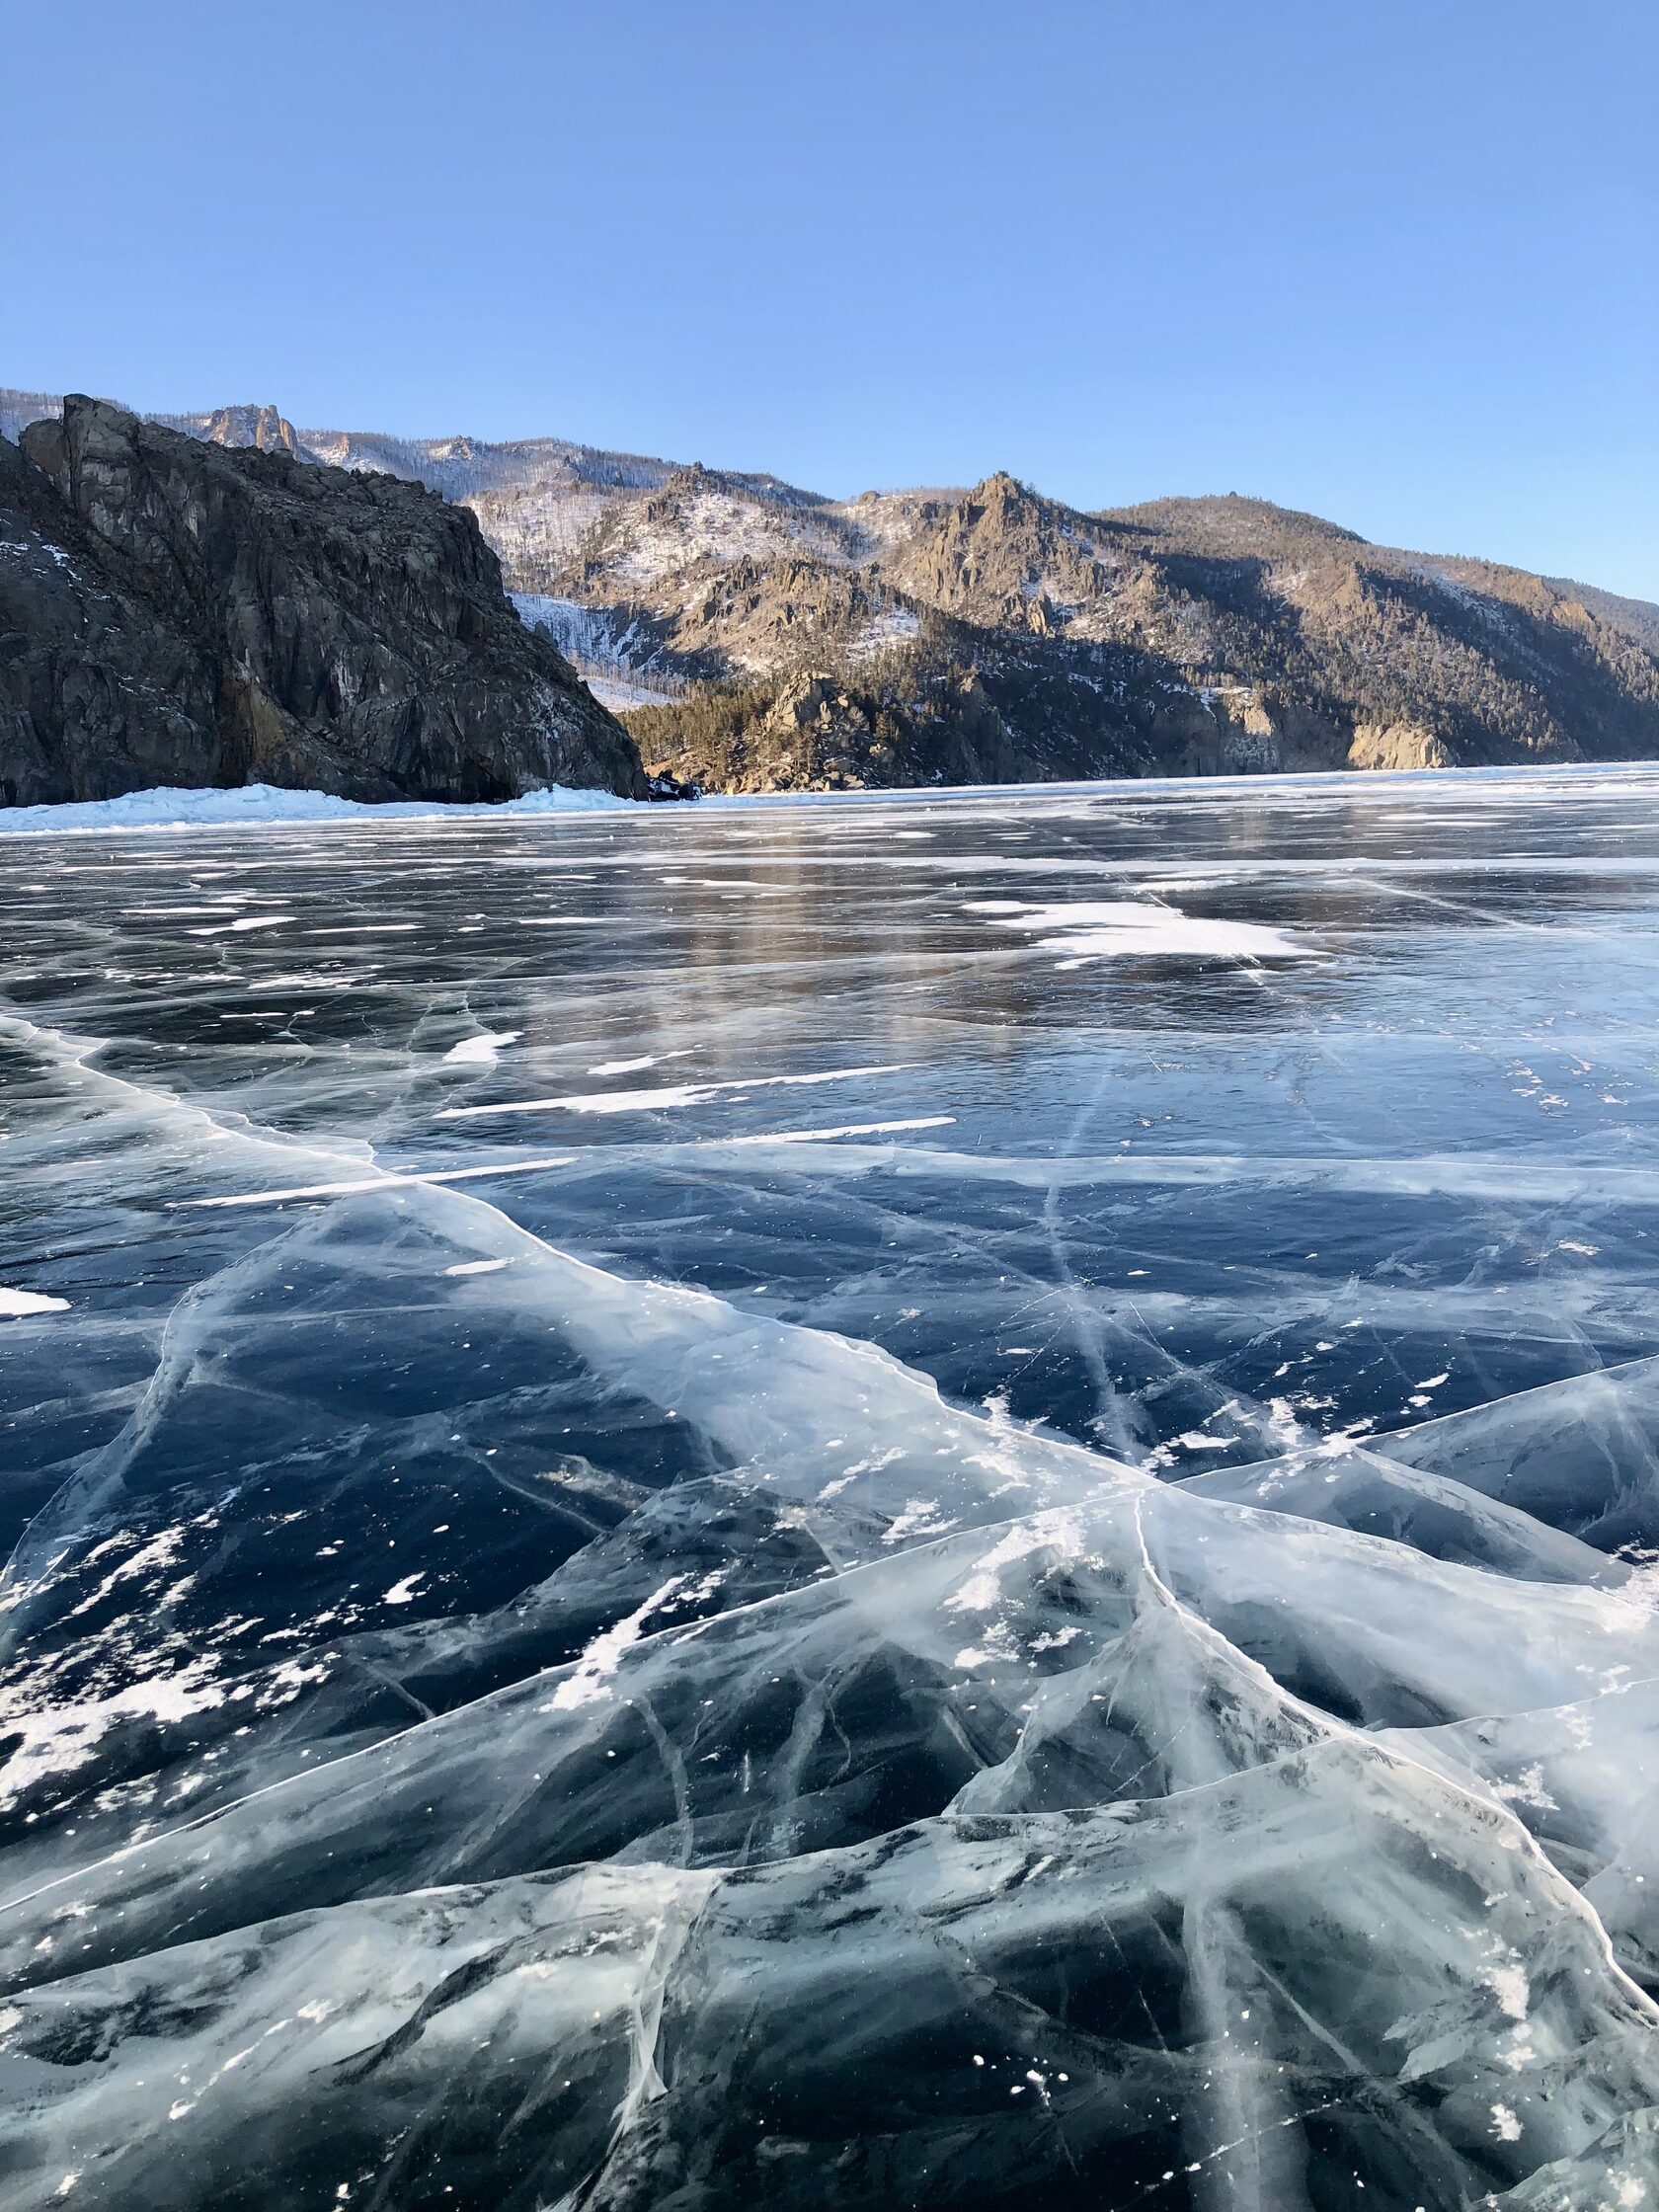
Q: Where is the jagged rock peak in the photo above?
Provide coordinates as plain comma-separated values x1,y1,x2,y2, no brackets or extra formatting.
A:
198,402,300,454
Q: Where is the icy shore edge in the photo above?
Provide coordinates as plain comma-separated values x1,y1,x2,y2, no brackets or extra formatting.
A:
0,781,639,834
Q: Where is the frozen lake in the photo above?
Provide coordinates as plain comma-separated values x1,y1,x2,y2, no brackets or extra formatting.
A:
3,765,1658,2208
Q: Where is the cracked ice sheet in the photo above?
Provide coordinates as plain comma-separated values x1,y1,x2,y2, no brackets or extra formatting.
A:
4,764,1659,2208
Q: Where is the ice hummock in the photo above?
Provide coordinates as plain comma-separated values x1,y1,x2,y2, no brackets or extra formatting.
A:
0,778,635,834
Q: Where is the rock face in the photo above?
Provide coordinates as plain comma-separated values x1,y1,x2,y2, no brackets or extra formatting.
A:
0,397,646,809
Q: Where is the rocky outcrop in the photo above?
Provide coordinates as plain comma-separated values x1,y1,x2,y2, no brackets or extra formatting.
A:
0,396,646,808
190,403,301,454
887,472,1115,631
1347,721,1453,772
628,663,1053,794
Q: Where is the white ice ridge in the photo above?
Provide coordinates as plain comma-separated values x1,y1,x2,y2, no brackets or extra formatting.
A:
965,897,1314,964
435,1061,913,1119
0,781,637,834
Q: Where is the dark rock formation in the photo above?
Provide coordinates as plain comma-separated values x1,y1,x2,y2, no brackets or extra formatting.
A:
0,396,646,809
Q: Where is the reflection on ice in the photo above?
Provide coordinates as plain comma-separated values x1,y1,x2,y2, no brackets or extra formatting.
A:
3,765,1659,2208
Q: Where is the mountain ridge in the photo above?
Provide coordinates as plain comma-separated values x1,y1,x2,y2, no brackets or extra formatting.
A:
5,385,1655,792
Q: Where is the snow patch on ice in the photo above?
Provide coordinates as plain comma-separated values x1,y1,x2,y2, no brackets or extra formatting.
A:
966,899,1313,966
442,1030,521,1067
1,1292,70,1318
587,1052,692,1077
0,1661,226,1804
718,1116,955,1146
0,1288,70,1317
946,1514,1087,1614
546,1579,689,1710
181,1155,578,1209
438,1063,911,1121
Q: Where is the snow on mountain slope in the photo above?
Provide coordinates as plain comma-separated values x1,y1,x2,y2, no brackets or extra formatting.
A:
512,593,692,704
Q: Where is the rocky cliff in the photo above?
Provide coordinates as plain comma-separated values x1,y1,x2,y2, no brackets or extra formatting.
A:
0,397,645,808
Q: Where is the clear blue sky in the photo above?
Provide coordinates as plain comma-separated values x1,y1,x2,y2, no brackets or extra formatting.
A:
6,0,1656,597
